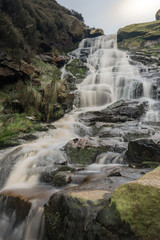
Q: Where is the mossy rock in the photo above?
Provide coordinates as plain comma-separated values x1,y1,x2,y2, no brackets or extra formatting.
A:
45,189,136,240
117,20,160,51
111,167,160,239
64,139,108,165
66,59,87,79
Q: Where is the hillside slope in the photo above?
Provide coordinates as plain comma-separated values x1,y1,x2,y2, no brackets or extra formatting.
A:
0,0,85,54
0,0,88,147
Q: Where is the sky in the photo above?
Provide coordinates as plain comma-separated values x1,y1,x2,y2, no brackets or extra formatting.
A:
57,0,160,34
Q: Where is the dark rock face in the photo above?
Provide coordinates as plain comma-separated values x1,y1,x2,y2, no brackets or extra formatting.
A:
80,100,148,123
125,139,160,164
0,195,31,225
45,189,137,240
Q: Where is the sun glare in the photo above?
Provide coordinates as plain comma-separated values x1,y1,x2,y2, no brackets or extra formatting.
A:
110,0,160,25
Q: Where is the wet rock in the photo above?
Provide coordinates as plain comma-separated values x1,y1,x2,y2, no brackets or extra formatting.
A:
125,139,160,164
45,166,146,240
19,134,38,141
40,166,75,186
80,100,148,123
65,74,77,91
108,171,122,177
52,171,72,187
0,194,31,225
64,138,121,166
123,131,150,142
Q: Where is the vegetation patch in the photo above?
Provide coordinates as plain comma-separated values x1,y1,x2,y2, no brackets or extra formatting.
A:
0,113,34,148
66,59,87,79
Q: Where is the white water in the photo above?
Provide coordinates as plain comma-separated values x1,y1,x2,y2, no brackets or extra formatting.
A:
0,34,159,239
74,35,142,107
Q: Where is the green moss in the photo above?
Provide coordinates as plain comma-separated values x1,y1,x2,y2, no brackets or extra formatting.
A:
65,144,107,165
0,113,49,148
66,59,87,79
111,183,160,239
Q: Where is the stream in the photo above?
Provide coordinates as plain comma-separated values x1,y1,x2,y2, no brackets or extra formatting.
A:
0,35,160,239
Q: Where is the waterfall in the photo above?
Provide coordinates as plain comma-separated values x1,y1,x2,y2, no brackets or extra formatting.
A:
72,35,159,122
0,34,159,240
72,35,143,108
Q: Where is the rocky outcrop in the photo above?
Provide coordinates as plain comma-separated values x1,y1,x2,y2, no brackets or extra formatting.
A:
125,139,160,165
87,28,104,38
80,100,148,123
156,9,160,20
0,53,37,86
117,20,160,51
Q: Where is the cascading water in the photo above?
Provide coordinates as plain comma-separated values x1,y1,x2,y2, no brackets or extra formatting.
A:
73,35,144,108
0,34,159,239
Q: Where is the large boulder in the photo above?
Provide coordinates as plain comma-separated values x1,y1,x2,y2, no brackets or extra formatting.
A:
125,139,160,165
111,167,160,240
80,100,148,123
64,137,126,166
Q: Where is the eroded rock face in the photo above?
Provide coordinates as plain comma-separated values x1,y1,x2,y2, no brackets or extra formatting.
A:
0,55,36,86
125,139,160,165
